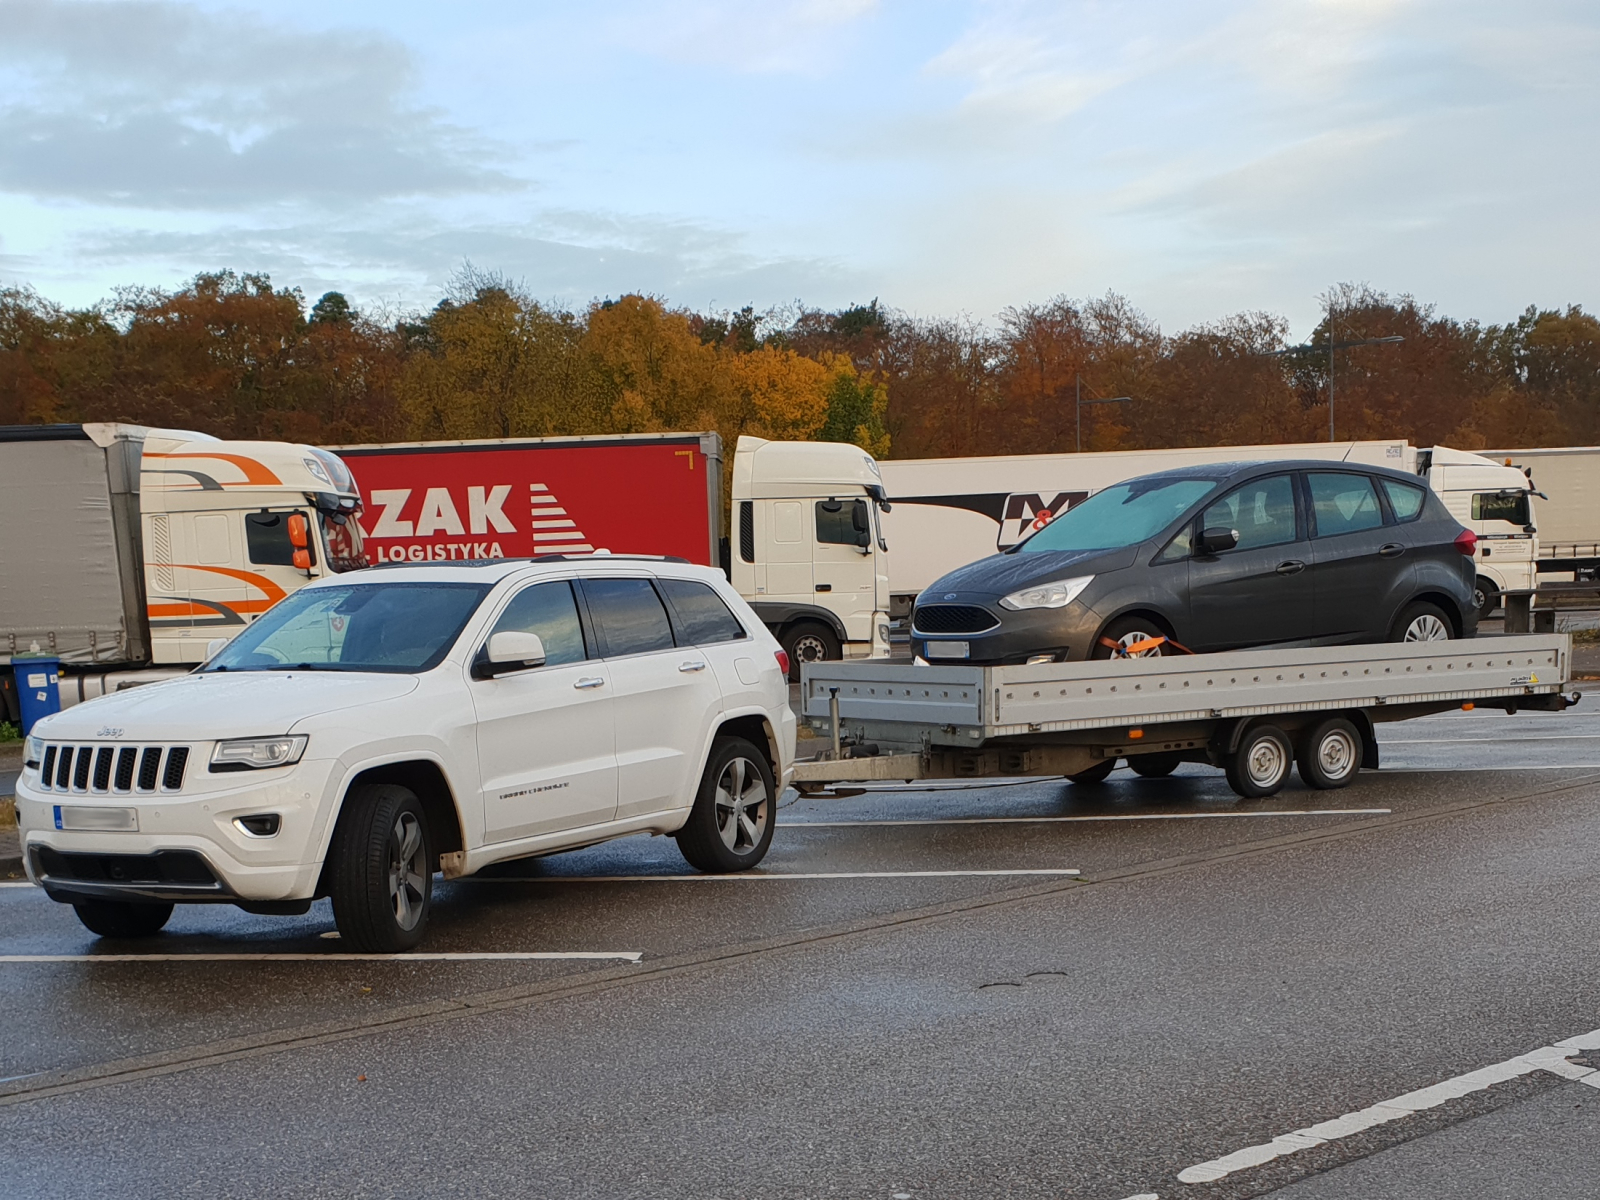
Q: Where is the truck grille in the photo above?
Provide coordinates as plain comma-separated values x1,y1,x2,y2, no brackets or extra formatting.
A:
913,604,1000,635
36,744,191,794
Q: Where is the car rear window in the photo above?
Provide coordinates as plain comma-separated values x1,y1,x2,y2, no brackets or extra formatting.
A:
1309,473,1385,537
1381,479,1427,522
660,578,746,644
582,578,676,657
1018,478,1218,553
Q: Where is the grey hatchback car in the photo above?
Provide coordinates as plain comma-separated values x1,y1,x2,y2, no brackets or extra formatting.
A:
910,460,1479,665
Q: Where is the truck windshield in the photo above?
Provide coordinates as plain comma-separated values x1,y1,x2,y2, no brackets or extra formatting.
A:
203,582,491,673
1015,477,1219,554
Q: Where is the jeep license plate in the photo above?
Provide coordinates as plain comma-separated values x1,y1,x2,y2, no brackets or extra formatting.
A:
55,806,139,832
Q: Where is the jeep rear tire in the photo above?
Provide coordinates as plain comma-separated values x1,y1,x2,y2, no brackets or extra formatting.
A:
72,899,173,939
328,783,432,953
676,737,776,873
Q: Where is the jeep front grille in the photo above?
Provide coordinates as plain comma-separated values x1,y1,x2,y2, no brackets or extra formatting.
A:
34,744,192,794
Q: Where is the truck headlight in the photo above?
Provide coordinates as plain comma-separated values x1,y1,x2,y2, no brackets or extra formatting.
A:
210,735,309,771
999,575,1095,611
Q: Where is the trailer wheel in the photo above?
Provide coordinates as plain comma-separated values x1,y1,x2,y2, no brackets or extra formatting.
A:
1225,725,1293,798
781,622,839,682
1066,759,1116,784
1296,717,1362,789
1129,752,1181,778
72,899,173,939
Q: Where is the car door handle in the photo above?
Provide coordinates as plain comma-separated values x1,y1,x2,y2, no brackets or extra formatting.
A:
574,676,605,690
1275,560,1306,575
814,584,832,592
678,661,707,672
1379,543,1406,558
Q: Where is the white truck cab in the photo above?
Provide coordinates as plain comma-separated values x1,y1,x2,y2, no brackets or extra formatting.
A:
1422,447,1540,615
730,436,893,676
14,556,796,950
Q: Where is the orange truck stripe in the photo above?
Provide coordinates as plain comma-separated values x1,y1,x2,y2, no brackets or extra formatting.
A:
145,452,283,486
147,564,290,604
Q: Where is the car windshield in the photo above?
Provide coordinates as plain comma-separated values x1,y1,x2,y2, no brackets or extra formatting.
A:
203,582,492,673
1015,477,1220,554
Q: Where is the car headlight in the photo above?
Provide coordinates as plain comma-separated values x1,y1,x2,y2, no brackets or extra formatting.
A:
210,735,309,771
998,575,1095,611
25,736,44,766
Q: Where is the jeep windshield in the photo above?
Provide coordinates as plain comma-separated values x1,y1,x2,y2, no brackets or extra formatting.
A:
203,582,492,673
1014,477,1219,554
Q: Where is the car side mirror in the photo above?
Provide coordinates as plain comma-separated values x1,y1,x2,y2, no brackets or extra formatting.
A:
1199,527,1239,554
478,631,546,677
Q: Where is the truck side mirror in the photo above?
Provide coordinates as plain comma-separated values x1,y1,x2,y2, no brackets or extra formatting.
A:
287,513,314,571
1199,527,1239,554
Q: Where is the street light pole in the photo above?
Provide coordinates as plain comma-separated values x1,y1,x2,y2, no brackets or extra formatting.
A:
1075,372,1133,453
1268,335,1404,441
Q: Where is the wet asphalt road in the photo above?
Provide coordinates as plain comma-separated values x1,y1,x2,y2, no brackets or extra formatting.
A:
3,706,1600,1198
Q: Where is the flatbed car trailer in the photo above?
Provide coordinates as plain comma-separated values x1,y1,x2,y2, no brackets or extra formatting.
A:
791,635,1579,799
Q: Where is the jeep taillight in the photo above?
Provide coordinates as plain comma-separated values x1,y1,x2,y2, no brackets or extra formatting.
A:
775,649,790,676
1454,529,1478,556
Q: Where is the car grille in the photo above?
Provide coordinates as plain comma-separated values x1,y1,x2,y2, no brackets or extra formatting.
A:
913,604,1000,635
33,846,219,887
36,744,191,794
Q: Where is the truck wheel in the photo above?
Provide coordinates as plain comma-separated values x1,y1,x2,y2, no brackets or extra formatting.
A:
1296,717,1362,790
328,784,432,953
781,622,839,681
1473,578,1500,620
1092,616,1169,659
676,737,776,872
1067,759,1116,784
1225,725,1293,799
1129,752,1182,778
72,899,173,938
1391,601,1452,643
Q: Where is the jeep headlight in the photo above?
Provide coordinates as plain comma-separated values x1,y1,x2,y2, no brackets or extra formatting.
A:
25,736,44,766
210,735,308,771
998,575,1095,611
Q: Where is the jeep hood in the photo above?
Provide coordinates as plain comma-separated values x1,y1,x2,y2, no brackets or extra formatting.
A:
33,672,421,743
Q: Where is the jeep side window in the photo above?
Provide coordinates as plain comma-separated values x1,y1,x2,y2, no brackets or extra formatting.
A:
581,577,677,657
488,580,588,666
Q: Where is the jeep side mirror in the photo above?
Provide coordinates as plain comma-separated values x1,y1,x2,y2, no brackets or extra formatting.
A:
478,631,546,677
1199,527,1239,554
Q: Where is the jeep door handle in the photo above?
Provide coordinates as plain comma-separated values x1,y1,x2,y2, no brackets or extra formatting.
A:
1379,543,1406,558
678,661,707,672
574,677,606,690
1276,560,1306,575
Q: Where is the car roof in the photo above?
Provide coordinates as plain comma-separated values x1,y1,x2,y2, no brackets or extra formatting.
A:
1125,459,1424,485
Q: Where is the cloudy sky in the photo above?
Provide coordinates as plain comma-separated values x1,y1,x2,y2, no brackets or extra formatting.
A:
1,0,1595,335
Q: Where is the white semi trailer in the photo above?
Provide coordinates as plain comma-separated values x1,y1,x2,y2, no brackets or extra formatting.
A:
1483,447,1600,584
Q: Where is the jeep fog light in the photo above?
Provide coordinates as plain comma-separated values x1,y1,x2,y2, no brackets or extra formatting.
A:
211,735,308,772
999,575,1095,611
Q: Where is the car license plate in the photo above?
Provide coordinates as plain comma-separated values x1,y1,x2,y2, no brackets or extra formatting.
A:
925,641,969,659
55,806,139,832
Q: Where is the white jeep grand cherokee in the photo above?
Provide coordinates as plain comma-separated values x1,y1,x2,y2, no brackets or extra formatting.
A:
15,556,796,950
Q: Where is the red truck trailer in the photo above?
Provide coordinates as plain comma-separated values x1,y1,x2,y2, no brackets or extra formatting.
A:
330,432,724,567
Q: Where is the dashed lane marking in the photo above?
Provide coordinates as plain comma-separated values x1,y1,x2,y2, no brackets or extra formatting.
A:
1176,1026,1600,1185
0,952,642,963
782,810,1389,827
465,869,1082,882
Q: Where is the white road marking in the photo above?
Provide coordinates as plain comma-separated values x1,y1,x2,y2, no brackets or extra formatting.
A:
1381,735,1600,743
0,882,34,889
1177,1026,1600,1185
782,810,1390,828
0,951,642,963
1119,1194,1160,1199
466,869,1082,882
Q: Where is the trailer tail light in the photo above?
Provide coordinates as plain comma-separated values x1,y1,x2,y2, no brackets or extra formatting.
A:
775,649,790,677
1454,528,1478,556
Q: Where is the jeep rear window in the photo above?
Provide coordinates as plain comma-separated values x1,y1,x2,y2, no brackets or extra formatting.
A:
203,582,491,673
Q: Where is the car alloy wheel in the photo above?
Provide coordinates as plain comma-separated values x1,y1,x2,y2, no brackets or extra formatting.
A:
388,811,428,932
715,754,770,853
1403,613,1450,642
